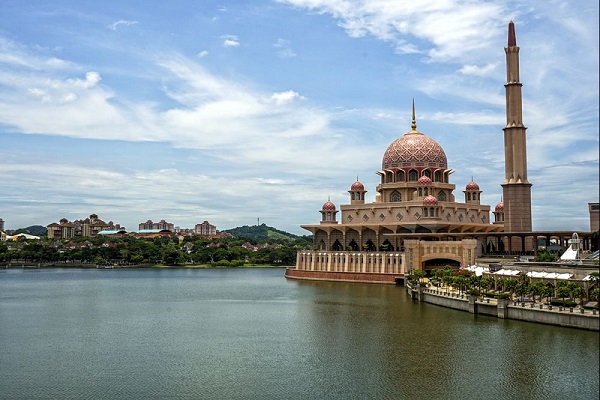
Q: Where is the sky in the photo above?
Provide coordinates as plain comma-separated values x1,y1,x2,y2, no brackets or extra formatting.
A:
0,0,598,235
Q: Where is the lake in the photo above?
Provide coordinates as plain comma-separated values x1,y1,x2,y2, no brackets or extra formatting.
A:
0,268,598,399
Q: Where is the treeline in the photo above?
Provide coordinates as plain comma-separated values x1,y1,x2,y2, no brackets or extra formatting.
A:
0,235,313,267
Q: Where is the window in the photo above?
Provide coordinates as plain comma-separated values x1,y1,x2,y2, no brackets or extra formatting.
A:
390,191,401,202
423,169,431,178
409,169,418,181
434,170,441,182
397,170,405,182
438,191,447,202
424,208,429,217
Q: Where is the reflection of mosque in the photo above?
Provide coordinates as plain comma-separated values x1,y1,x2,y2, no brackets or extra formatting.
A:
286,21,596,284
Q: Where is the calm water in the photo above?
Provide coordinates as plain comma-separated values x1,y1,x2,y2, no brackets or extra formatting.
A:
0,268,598,400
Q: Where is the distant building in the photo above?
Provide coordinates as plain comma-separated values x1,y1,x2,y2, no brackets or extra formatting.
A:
590,203,599,232
47,214,122,239
0,218,4,231
195,221,216,236
139,219,174,231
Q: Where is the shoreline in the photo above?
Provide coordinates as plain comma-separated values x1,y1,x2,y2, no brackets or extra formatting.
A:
1,263,290,269
407,283,599,331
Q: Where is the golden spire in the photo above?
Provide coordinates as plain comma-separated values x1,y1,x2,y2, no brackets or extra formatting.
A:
409,98,420,134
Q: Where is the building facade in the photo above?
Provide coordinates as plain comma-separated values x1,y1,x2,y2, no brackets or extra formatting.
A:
138,219,175,231
47,214,121,239
287,21,537,284
590,203,599,232
195,221,217,236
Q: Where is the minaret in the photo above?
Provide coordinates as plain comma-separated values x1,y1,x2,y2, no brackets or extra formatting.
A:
502,21,532,239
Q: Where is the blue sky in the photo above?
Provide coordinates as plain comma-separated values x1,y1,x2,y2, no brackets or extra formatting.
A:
0,0,598,235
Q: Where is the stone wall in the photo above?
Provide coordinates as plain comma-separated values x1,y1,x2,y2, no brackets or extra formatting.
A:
285,268,399,284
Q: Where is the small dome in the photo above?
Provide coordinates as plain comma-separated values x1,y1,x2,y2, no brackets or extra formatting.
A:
423,195,438,206
418,176,432,186
495,202,504,212
322,201,336,211
350,180,365,191
466,181,480,191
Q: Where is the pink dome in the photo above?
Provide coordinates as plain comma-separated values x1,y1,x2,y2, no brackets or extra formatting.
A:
350,180,365,191
423,195,438,206
466,181,480,190
322,201,336,211
382,131,447,170
495,202,504,212
418,176,432,186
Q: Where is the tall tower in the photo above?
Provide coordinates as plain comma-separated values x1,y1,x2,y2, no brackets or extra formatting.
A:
502,21,532,238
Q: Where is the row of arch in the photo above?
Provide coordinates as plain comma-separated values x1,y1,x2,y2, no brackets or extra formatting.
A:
380,168,450,184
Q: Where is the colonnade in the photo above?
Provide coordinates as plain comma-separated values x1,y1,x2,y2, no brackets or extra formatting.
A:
296,251,405,275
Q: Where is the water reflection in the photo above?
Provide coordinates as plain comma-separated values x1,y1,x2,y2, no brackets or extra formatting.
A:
0,268,597,400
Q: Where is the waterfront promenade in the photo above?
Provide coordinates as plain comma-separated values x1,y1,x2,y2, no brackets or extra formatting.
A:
407,283,599,331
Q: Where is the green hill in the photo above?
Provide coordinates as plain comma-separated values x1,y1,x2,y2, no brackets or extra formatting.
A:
223,223,300,241
14,225,47,236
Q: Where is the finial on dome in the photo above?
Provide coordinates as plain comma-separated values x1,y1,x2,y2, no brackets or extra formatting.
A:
411,98,417,131
508,21,516,47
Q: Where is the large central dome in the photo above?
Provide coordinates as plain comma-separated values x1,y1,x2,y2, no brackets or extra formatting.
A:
382,103,447,170
382,131,447,170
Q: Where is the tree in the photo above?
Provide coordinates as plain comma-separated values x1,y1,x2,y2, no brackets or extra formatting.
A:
556,281,570,306
480,276,494,294
542,284,554,304
528,281,545,303
572,285,585,308
589,288,600,303
412,269,427,285
496,277,508,293
515,281,529,301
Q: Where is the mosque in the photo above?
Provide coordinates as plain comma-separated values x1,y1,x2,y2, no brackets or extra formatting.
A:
285,21,589,284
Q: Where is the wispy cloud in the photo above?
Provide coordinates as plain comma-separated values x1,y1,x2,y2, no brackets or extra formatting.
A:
274,39,297,58
221,34,240,47
108,19,139,31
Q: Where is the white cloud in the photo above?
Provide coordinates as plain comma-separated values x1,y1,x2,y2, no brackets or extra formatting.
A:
458,63,498,76
278,0,506,62
108,19,139,31
197,50,209,58
271,90,304,105
221,35,240,47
